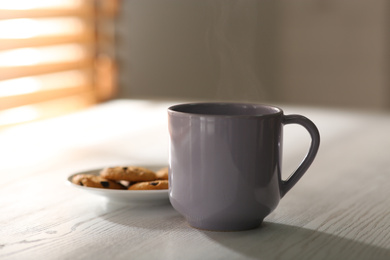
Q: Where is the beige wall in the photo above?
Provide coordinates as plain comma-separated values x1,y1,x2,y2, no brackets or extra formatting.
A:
275,0,389,110
116,0,389,110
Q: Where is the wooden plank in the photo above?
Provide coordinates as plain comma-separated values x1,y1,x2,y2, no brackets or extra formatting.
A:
1,102,390,259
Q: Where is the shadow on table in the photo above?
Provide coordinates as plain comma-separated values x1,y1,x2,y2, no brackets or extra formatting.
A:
100,201,188,231
202,221,390,260
98,202,390,259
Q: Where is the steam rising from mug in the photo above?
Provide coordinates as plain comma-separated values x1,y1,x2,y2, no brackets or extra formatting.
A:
206,0,266,101
122,1,272,100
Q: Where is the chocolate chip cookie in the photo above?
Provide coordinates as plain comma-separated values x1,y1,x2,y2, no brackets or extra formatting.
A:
72,174,126,189
100,166,156,182
155,167,169,180
128,180,169,190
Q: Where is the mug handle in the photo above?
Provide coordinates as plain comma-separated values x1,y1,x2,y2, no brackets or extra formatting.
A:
280,114,320,197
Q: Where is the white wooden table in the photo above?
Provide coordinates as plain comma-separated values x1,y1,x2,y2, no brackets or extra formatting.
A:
1,99,390,260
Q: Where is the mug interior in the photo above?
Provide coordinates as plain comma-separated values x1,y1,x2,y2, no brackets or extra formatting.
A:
168,103,281,116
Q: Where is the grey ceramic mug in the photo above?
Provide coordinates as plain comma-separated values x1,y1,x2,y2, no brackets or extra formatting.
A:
168,102,320,231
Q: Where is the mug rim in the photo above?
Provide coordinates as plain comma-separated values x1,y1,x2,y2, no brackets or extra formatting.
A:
168,102,283,118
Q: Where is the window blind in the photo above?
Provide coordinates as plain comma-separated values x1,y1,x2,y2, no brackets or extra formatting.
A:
0,0,117,127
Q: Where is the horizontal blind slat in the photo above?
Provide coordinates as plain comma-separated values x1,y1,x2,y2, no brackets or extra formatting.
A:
0,92,97,128
0,35,94,51
0,84,92,110
0,59,94,81
0,6,93,19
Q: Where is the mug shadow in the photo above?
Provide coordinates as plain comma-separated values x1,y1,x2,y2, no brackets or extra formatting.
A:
201,221,390,260
97,201,390,260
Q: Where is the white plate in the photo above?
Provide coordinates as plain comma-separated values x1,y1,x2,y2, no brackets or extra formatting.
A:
67,166,169,204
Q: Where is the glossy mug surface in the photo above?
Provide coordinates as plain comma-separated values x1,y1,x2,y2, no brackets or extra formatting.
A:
168,103,320,231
